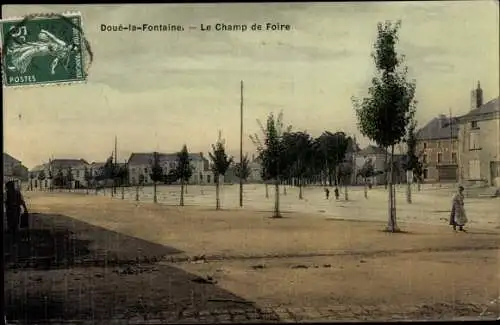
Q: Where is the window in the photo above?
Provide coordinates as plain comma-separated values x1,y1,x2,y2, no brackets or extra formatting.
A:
471,121,478,129
468,160,480,180
75,170,80,177
437,153,442,164
469,132,480,150
423,169,428,179
423,154,427,164
423,142,427,150
144,167,148,173
451,152,457,164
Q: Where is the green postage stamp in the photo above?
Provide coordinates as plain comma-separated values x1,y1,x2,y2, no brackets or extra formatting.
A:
1,12,92,87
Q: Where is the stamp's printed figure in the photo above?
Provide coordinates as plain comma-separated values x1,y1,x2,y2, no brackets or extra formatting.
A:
1,12,87,87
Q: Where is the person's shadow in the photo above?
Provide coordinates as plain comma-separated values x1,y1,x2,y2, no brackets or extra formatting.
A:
4,212,281,323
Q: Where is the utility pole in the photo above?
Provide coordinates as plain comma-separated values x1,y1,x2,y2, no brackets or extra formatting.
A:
239,80,244,207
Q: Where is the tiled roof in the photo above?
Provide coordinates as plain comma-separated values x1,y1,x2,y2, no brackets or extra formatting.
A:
50,159,88,169
128,152,204,165
415,115,459,141
3,153,21,165
30,164,46,172
458,97,499,120
357,145,387,156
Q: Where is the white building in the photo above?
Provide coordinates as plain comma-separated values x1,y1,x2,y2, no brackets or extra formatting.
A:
127,152,213,186
30,158,90,189
353,145,388,185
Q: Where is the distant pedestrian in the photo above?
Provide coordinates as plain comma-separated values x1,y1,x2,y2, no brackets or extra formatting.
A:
324,188,330,200
450,186,467,232
334,187,339,200
4,181,29,241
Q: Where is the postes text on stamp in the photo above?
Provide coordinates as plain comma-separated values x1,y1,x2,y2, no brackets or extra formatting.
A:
1,12,91,87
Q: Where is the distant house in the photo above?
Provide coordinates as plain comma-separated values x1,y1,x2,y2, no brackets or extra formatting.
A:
3,153,29,185
31,158,89,188
353,145,387,186
415,113,459,183
127,152,213,186
457,84,499,187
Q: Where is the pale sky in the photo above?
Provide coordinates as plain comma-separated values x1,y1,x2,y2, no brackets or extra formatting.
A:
3,1,499,169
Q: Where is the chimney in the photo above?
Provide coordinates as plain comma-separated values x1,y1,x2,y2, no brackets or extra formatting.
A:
438,114,446,128
476,81,483,108
470,88,477,111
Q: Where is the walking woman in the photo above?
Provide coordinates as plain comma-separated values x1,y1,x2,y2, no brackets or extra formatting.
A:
450,185,468,232
4,181,29,242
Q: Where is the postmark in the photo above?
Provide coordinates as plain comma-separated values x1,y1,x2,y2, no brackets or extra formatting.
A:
1,12,93,88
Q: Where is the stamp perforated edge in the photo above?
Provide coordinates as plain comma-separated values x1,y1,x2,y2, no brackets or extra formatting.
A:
1,11,93,89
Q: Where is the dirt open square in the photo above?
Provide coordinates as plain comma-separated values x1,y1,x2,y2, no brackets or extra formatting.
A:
4,186,500,323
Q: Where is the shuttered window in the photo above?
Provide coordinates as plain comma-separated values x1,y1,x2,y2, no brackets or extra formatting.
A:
469,132,480,150
468,160,480,180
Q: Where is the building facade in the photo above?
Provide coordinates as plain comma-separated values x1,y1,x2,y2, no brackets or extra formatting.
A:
127,152,213,186
353,145,388,185
416,114,459,183
30,158,90,189
3,153,28,186
457,86,500,187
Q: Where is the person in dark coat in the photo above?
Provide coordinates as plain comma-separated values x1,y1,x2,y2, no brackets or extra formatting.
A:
334,187,340,200
324,188,330,200
4,181,28,241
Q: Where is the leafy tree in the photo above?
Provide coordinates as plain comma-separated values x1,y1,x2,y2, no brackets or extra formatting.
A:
336,161,353,200
209,135,234,210
66,166,74,190
84,166,93,194
357,158,375,198
314,131,350,187
164,169,178,184
250,111,291,218
352,20,417,232
175,145,193,206
54,168,64,189
138,174,145,184
37,169,46,190
282,131,313,199
102,156,116,195
403,120,424,196
150,152,164,203
29,172,35,190
234,154,251,182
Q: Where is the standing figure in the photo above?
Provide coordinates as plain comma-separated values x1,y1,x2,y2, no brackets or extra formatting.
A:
4,181,29,243
450,186,468,232
324,188,330,200
334,187,340,200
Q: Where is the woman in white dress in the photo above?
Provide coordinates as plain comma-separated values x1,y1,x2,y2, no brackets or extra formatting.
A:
450,186,468,232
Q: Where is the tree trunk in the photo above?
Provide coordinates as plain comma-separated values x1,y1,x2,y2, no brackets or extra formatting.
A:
283,185,287,196
215,179,220,210
344,183,349,201
86,186,89,195
273,179,281,218
384,150,388,190
406,179,412,204
386,145,399,232
180,181,185,206
298,178,303,200
265,184,269,199
121,185,124,200
364,179,368,199
417,180,421,191
135,185,139,201
185,183,188,194
95,186,98,195
153,181,157,203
